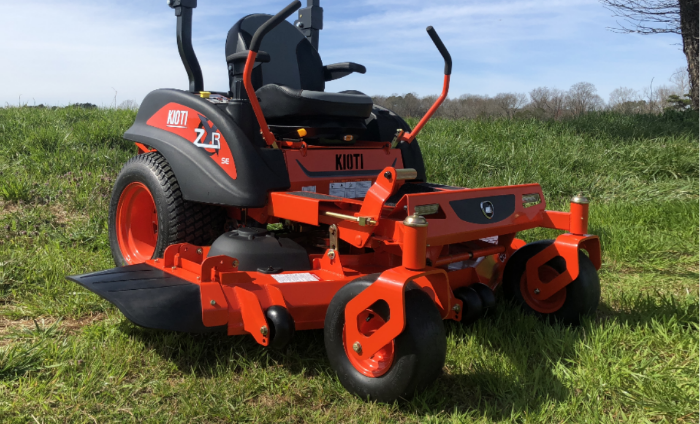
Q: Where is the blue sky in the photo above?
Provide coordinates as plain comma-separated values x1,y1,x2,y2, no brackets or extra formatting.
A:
0,0,686,107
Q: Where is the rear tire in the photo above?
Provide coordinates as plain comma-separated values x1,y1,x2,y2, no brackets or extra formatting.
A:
502,240,600,326
108,152,226,266
324,275,446,402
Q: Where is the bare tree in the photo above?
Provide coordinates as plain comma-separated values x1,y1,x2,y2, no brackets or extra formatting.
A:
600,0,699,109
609,86,639,105
494,92,528,119
654,84,676,109
566,82,604,117
402,93,422,117
609,87,645,112
642,78,660,113
548,89,568,119
118,99,140,110
669,66,690,94
528,87,567,119
529,87,551,115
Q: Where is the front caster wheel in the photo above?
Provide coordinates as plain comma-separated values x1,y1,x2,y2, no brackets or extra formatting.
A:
324,275,446,402
453,286,482,325
266,306,295,349
502,240,600,326
471,282,496,317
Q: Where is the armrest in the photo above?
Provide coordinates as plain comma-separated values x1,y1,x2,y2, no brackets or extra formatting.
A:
323,62,366,81
226,50,271,64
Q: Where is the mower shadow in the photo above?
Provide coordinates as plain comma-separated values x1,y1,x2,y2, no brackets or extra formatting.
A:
400,293,697,419
118,291,695,419
120,321,333,379
404,308,574,419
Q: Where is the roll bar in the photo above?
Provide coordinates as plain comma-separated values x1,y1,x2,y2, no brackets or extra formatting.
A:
168,0,204,93
294,0,323,50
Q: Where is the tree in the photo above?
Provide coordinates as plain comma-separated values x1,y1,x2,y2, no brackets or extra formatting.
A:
528,87,567,119
666,93,693,109
118,100,139,110
566,82,604,117
600,0,699,109
670,66,690,94
654,84,676,109
609,87,645,112
494,93,528,119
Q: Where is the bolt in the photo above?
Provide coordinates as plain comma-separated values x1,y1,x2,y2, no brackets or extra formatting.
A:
327,250,336,260
196,276,201,280
154,258,158,263
197,248,203,255
171,266,177,271
352,341,362,354
452,304,461,312
210,300,216,305
534,289,540,294
260,326,268,336
384,171,392,180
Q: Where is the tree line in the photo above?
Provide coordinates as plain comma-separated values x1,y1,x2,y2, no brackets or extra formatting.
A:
372,67,693,120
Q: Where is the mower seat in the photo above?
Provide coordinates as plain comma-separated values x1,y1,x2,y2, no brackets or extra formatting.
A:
256,84,373,121
225,14,372,144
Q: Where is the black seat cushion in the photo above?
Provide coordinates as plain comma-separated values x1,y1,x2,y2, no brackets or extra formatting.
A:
256,84,373,121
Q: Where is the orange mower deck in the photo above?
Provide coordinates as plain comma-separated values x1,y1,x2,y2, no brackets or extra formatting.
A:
70,166,601,361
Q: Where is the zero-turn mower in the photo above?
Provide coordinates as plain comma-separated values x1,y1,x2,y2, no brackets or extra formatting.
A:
68,0,602,402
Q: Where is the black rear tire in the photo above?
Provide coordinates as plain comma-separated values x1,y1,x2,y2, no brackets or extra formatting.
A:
108,152,226,267
502,240,600,326
324,275,446,402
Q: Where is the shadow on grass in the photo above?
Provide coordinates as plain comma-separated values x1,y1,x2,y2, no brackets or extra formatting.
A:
408,291,697,419
117,290,696,420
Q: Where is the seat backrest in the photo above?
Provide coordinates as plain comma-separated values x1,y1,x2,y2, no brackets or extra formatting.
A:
225,14,325,92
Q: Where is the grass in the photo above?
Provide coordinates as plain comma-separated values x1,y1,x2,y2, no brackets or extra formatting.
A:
0,107,697,422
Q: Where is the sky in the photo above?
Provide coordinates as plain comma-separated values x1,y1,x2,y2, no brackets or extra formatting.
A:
0,0,687,107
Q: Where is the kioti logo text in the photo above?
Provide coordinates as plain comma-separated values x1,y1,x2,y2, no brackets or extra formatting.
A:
166,110,188,128
336,154,364,170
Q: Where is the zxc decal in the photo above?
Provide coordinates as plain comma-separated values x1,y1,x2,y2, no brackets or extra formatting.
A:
166,110,188,128
193,114,220,150
147,103,237,179
336,154,364,170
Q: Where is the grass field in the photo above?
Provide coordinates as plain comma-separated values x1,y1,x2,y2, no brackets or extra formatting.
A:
0,107,697,423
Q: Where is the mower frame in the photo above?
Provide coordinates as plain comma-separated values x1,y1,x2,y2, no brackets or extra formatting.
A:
67,0,603,401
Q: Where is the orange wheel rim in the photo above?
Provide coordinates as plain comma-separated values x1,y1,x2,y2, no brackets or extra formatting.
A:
116,182,158,264
343,309,395,378
520,264,566,313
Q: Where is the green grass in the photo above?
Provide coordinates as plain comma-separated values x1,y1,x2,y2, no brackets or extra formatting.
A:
0,107,697,422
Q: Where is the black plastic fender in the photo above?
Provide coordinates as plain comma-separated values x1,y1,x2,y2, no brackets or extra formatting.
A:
124,89,290,207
